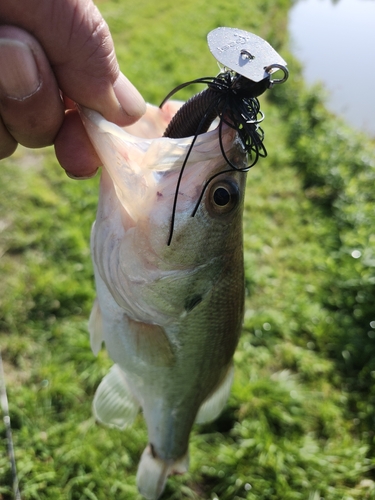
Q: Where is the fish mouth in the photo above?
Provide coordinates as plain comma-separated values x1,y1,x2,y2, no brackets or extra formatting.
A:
79,103,243,224
79,102,235,147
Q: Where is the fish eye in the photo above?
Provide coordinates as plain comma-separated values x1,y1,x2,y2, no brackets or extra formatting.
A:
213,186,231,206
206,178,240,216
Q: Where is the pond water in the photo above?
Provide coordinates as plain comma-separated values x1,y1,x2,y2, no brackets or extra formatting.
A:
289,0,375,137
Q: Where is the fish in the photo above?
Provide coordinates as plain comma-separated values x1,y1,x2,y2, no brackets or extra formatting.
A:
80,100,247,500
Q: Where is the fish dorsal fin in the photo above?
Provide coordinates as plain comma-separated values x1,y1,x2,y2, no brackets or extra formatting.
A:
127,318,175,367
195,364,234,424
88,298,103,356
136,445,189,500
93,364,140,429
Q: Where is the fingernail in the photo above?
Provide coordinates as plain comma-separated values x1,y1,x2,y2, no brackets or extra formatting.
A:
113,72,146,118
65,168,99,180
0,39,40,100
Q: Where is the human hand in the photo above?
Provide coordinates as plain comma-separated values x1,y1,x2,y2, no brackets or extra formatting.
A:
0,0,146,178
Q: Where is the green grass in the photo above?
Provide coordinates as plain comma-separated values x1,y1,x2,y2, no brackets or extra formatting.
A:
1,0,375,499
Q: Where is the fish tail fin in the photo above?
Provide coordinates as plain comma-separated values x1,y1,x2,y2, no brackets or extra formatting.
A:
136,445,189,500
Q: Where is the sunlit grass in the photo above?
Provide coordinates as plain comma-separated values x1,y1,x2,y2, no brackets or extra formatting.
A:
1,0,375,499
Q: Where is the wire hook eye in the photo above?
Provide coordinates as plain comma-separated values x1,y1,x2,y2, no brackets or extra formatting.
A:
264,64,289,85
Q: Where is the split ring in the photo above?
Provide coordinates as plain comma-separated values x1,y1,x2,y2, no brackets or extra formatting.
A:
264,64,289,85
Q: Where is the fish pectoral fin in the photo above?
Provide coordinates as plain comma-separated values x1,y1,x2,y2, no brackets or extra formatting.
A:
136,445,189,500
195,364,234,424
88,298,103,356
93,364,140,430
128,318,175,367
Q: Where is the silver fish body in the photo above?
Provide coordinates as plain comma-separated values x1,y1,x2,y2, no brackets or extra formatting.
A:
81,103,247,499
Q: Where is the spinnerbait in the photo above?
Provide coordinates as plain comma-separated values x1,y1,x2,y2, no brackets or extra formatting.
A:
160,27,288,245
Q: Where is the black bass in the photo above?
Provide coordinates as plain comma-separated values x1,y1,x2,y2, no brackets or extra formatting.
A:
81,101,247,499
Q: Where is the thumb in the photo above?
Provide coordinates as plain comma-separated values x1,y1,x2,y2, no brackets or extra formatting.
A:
0,0,146,126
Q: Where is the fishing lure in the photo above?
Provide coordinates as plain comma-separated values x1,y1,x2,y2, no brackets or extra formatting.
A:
160,27,288,244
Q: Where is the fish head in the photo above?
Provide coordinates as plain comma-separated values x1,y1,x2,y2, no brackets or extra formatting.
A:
81,103,248,270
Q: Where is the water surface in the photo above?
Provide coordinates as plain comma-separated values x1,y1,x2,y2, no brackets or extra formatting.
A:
289,0,375,136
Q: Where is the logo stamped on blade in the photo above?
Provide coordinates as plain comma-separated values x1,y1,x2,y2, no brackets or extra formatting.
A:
215,33,252,53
